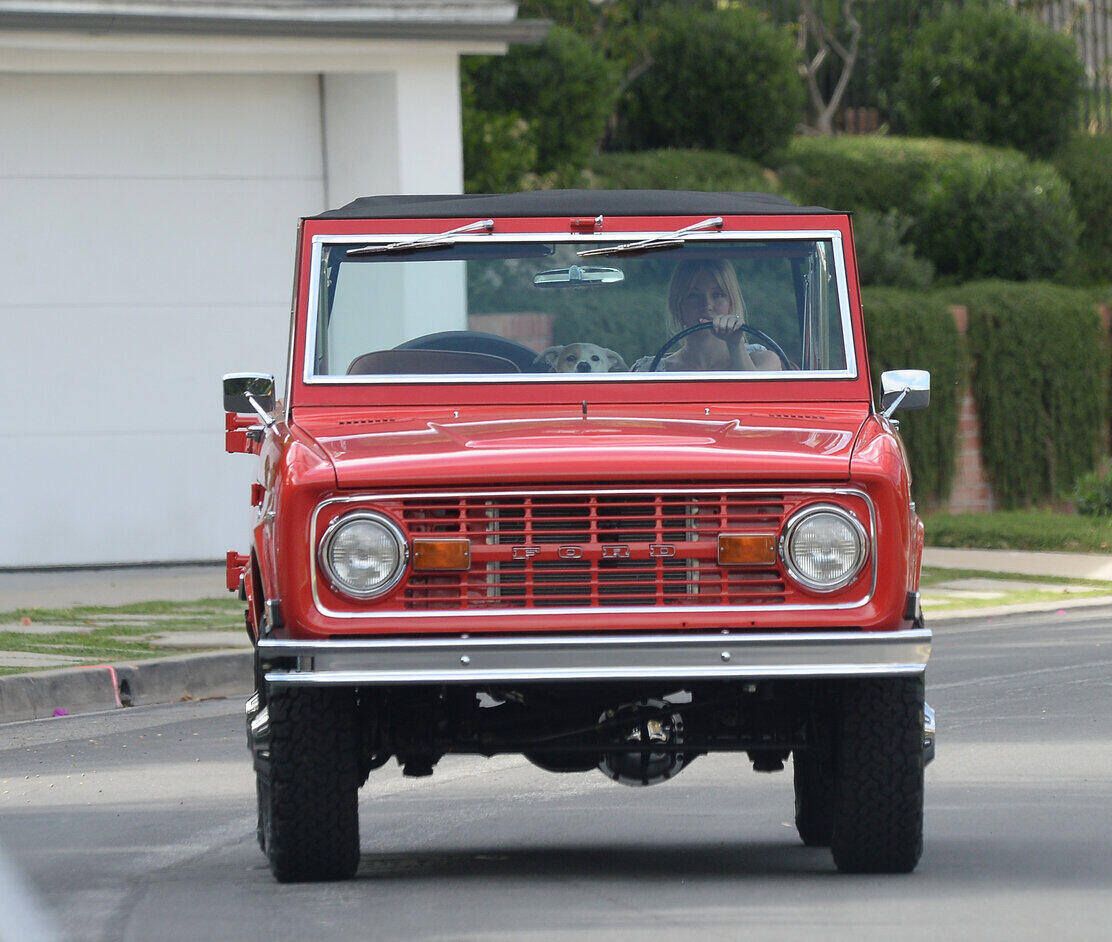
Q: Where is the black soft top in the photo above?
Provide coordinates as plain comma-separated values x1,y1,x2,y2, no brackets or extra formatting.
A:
311,189,838,220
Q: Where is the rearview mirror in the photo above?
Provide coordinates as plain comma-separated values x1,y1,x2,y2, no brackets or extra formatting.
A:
533,265,624,288
223,373,275,414
880,369,930,416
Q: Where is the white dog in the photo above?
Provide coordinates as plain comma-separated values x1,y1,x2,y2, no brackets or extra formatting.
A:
533,343,628,373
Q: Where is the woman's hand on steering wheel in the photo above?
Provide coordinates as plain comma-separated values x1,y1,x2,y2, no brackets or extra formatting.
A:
702,314,745,341
647,321,793,372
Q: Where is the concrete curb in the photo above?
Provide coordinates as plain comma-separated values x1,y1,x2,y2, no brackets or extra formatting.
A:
0,650,252,725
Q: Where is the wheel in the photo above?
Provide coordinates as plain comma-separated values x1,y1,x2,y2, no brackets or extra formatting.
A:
260,687,361,882
830,677,925,874
646,321,793,372
793,748,834,847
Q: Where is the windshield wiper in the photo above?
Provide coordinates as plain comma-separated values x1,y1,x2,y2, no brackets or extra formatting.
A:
347,218,494,256
576,216,723,257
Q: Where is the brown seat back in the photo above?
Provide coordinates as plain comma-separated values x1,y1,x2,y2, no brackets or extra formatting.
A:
346,349,521,375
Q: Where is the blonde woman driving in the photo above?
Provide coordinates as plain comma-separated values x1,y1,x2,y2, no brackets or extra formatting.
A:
633,260,782,372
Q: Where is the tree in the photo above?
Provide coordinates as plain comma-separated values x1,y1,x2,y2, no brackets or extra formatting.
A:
797,0,862,136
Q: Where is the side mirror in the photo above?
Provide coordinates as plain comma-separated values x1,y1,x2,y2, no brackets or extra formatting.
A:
223,373,275,415
880,369,930,417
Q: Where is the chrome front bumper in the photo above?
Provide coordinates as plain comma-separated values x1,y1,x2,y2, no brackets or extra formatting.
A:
257,628,931,686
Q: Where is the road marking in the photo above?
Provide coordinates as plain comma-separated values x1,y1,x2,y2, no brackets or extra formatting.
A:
930,658,1112,690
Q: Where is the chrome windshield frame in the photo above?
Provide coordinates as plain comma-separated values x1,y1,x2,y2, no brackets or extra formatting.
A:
302,230,858,385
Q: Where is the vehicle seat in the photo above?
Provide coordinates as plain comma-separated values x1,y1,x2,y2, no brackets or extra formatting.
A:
346,349,521,375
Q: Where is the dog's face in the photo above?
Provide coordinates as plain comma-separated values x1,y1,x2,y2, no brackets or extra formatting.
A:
534,343,628,373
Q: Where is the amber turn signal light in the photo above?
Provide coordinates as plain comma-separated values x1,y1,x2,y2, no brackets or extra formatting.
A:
412,539,471,571
717,534,778,567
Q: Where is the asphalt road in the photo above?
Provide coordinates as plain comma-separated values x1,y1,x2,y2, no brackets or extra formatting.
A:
2,606,1111,942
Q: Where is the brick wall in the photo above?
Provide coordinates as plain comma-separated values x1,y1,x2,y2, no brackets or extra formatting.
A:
468,313,555,354
945,305,996,513
944,301,1112,513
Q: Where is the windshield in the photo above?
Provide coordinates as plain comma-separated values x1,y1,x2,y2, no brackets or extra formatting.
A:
306,237,852,381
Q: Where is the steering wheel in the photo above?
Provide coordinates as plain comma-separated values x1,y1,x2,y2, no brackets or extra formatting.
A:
647,322,794,372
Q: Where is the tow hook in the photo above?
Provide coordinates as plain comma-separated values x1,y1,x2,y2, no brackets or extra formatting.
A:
923,702,936,765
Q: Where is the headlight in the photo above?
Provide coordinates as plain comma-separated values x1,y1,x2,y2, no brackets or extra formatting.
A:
318,511,408,599
780,504,868,593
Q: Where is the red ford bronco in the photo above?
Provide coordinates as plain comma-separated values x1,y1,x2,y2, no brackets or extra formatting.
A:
224,191,934,882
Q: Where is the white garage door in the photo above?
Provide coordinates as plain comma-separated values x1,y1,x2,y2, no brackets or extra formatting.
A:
0,74,324,567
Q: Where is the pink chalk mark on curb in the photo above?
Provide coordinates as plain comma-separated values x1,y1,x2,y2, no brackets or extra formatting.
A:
75,664,124,709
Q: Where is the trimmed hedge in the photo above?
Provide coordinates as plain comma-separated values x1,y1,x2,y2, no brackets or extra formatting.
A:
1055,135,1112,286
615,6,803,163
861,288,963,504
895,4,1085,159
779,136,1080,282
956,281,1110,508
852,211,935,289
585,149,778,194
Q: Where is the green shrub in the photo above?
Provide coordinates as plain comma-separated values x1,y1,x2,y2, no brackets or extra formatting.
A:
615,6,803,163
852,211,934,289
1055,134,1112,285
585,149,778,193
956,281,1110,508
914,146,1080,282
780,136,1080,282
895,4,1085,158
778,135,935,209
1074,464,1112,517
462,109,537,194
861,288,962,504
464,26,619,179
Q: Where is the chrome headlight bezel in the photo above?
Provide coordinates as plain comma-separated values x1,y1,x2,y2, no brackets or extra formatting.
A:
317,510,409,599
779,503,868,594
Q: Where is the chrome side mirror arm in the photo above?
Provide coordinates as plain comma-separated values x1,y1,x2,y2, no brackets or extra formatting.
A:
881,386,910,419
243,390,277,432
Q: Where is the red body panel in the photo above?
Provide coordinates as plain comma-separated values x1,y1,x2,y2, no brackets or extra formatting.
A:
295,404,869,488
289,214,872,410
237,211,922,643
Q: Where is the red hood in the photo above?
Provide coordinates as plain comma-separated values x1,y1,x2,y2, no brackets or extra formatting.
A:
294,405,871,489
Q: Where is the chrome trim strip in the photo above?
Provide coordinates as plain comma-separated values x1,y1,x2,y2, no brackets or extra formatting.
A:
308,487,878,620
302,230,858,385
259,628,931,686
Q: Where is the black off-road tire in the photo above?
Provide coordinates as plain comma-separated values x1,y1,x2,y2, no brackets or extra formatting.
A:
830,677,925,874
261,687,361,882
793,749,835,847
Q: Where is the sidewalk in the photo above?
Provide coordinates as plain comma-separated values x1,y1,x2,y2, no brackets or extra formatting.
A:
921,547,1112,620
923,547,1112,581
0,564,224,611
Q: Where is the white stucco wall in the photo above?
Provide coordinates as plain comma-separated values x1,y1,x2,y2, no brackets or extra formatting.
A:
0,46,470,567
